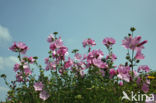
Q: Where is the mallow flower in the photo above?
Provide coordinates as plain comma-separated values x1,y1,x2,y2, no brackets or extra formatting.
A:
14,63,20,72
138,65,150,73
135,49,144,60
117,65,131,82
39,90,50,101
9,42,28,54
34,82,44,91
82,38,96,48
119,81,123,86
103,37,116,47
86,49,107,68
74,53,82,60
64,57,73,69
23,64,32,75
106,53,117,61
122,35,147,50
57,46,68,56
16,73,23,82
142,83,149,93
47,34,55,43
109,69,116,79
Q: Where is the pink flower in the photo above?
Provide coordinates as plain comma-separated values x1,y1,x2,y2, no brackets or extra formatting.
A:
39,90,50,101
45,62,56,71
59,69,64,74
22,56,35,63
86,49,106,68
83,54,87,60
9,42,28,54
119,81,123,86
45,65,50,71
109,69,116,79
49,37,64,51
137,40,148,47
47,34,55,43
24,68,32,75
82,38,96,48
138,65,150,73
52,50,57,57
44,57,49,64
136,76,141,85
74,53,82,60
87,49,104,63
142,83,149,93
122,36,139,50
103,37,116,47
106,53,117,61
57,46,68,56
133,70,138,77
28,57,35,63
100,70,105,77
135,49,144,60
34,82,44,91
55,37,63,48
92,59,107,68
76,61,86,70
23,65,32,75
146,79,150,85
117,65,131,82
16,73,23,82
14,63,20,72
64,57,73,69
49,43,57,50
122,36,147,50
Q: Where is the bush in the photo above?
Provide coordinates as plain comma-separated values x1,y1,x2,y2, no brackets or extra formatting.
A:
1,27,156,103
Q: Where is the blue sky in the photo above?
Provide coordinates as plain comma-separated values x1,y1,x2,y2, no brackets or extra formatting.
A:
0,0,156,101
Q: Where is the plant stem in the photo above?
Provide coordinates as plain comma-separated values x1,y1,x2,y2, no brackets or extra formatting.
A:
131,31,134,81
18,52,21,61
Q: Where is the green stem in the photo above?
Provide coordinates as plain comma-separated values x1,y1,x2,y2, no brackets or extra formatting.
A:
131,31,134,81
131,49,134,80
18,52,21,61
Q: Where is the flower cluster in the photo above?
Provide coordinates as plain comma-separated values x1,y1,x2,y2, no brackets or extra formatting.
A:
2,28,155,103
122,35,147,60
86,49,107,69
34,82,49,101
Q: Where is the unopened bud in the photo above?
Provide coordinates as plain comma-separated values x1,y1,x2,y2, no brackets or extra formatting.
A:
130,27,136,32
126,56,130,60
128,33,131,36
1,74,6,78
136,60,140,63
53,32,58,35
125,62,128,66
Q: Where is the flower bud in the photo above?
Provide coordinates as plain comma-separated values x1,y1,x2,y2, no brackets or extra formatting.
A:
130,27,136,32
126,56,130,60
53,32,58,35
1,74,6,78
128,33,131,36
72,49,79,54
125,62,128,66
136,60,140,63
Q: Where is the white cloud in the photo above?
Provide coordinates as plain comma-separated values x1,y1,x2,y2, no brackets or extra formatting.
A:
0,25,12,42
0,56,19,70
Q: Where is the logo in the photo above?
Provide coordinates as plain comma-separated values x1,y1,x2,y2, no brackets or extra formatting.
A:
122,91,155,102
